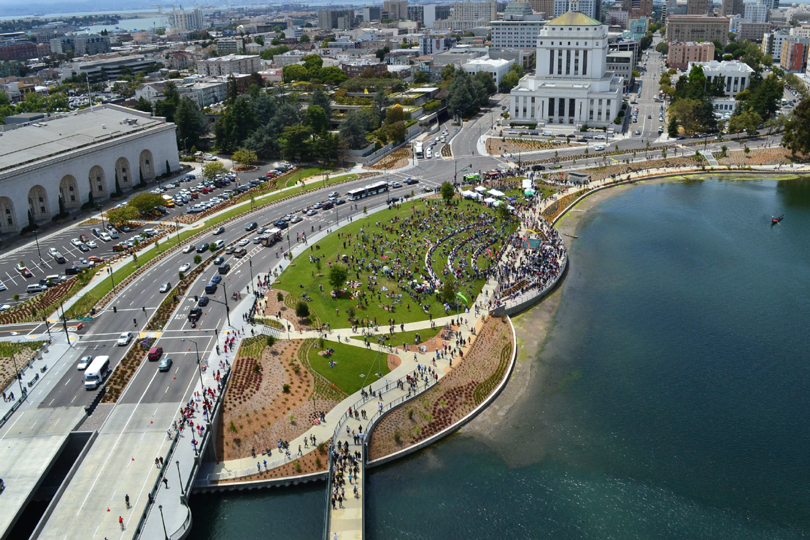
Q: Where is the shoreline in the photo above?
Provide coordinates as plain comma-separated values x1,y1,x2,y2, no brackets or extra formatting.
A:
462,171,809,453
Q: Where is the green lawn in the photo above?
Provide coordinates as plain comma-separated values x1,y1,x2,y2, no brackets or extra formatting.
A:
284,167,333,188
351,326,441,348
308,341,390,395
274,199,513,329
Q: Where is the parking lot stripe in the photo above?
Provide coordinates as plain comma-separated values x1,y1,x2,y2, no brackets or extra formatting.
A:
5,271,18,286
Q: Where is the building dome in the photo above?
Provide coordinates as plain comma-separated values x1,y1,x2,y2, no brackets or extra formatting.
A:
546,11,602,26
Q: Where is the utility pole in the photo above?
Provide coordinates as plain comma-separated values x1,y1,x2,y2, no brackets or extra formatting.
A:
32,229,44,266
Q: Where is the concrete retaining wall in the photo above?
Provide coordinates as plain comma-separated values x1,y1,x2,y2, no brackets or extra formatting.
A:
366,315,518,468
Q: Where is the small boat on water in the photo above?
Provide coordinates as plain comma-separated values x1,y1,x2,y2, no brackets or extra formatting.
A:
772,214,784,225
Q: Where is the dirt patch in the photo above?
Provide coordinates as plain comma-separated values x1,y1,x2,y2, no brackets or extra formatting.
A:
387,354,401,370
368,148,412,170
487,138,577,155
368,316,514,460
717,147,808,167
217,339,340,460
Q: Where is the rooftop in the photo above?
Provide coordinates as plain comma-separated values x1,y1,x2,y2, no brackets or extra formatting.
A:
688,59,755,73
0,105,169,175
546,11,602,26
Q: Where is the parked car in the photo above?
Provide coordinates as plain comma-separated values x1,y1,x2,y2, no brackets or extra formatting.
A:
16,263,32,278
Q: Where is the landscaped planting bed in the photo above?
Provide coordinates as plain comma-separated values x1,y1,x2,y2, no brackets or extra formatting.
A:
216,337,341,461
147,248,220,330
0,278,80,325
487,138,577,155
0,341,46,393
717,147,806,167
368,148,411,170
102,338,153,403
368,316,513,460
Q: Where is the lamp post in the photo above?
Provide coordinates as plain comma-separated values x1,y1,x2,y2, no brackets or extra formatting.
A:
107,266,116,293
221,283,232,327
176,460,184,497
59,300,72,347
10,351,24,398
158,505,169,540
32,229,44,266
181,338,206,395
248,258,254,295
42,317,52,343
376,336,384,378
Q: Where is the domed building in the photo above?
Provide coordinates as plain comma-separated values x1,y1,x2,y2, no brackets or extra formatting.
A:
508,5,624,129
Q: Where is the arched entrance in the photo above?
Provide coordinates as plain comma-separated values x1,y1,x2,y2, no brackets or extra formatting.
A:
27,185,50,221
88,165,108,200
0,197,17,233
139,150,155,182
59,175,80,210
115,157,132,189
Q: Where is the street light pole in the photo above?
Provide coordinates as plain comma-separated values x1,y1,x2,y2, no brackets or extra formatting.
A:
32,230,44,266
176,460,184,497
158,505,169,540
42,317,52,343
248,258,254,294
222,283,232,327
59,301,72,347
181,338,205,394
107,266,116,293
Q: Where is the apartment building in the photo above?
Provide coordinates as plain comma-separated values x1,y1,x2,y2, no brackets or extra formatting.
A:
490,20,547,49
668,41,715,69
780,36,810,72
196,54,261,76
666,15,731,46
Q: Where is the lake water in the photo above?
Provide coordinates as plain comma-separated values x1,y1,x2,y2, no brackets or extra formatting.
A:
85,16,168,33
190,177,810,540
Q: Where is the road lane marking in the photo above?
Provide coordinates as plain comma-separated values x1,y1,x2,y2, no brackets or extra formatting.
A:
71,395,77,403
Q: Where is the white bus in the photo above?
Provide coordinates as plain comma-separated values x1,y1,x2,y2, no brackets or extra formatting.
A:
414,142,424,159
84,355,111,390
346,181,389,201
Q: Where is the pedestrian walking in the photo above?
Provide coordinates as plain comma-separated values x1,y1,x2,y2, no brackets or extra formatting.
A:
163,478,168,489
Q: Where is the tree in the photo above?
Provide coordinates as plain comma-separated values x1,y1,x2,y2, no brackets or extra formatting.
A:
413,71,429,84
474,71,497,96
441,277,457,305
329,265,348,291
300,34,310,43
339,110,369,150
448,70,477,118
668,115,679,138
214,96,256,153
302,54,323,71
728,109,762,137
441,63,457,81
283,64,309,83
114,172,123,197
131,97,153,113
309,86,332,120
295,301,310,319
280,124,313,161
107,205,139,225
254,36,264,46
232,148,257,168
202,161,228,181
500,71,520,92
375,46,390,62
174,97,207,150
318,66,348,85
782,98,810,156
372,89,389,124
440,181,455,204
129,193,165,213
656,42,669,54
305,104,329,134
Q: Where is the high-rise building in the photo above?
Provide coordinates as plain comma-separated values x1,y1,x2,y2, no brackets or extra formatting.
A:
491,20,547,48
509,10,624,128
168,8,205,31
666,15,731,46
621,0,652,17
720,0,744,16
363,5,382,21
762,31,790,61
687,0,708,15
744,1,768,23
318,9,355,30
383,0,409,20
554,0,600,19
452,0,498,22
49,35,111,56
668,41,715,68
408,4,453,26
528,0,555,18
780,36,810,72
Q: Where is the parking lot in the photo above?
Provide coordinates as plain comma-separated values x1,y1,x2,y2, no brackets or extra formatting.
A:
0,159,297,306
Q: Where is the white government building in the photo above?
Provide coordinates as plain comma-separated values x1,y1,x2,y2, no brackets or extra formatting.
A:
0,105,179,233
509,8,624,129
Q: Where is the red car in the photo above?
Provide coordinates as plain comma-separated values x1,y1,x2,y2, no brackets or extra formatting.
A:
88,255,104,264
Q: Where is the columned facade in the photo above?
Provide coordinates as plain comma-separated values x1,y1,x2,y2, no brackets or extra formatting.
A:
0,105,179,231
509,10,624,129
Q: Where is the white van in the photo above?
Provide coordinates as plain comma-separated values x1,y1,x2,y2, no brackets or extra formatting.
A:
84,356,111,390
213,240,225,249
